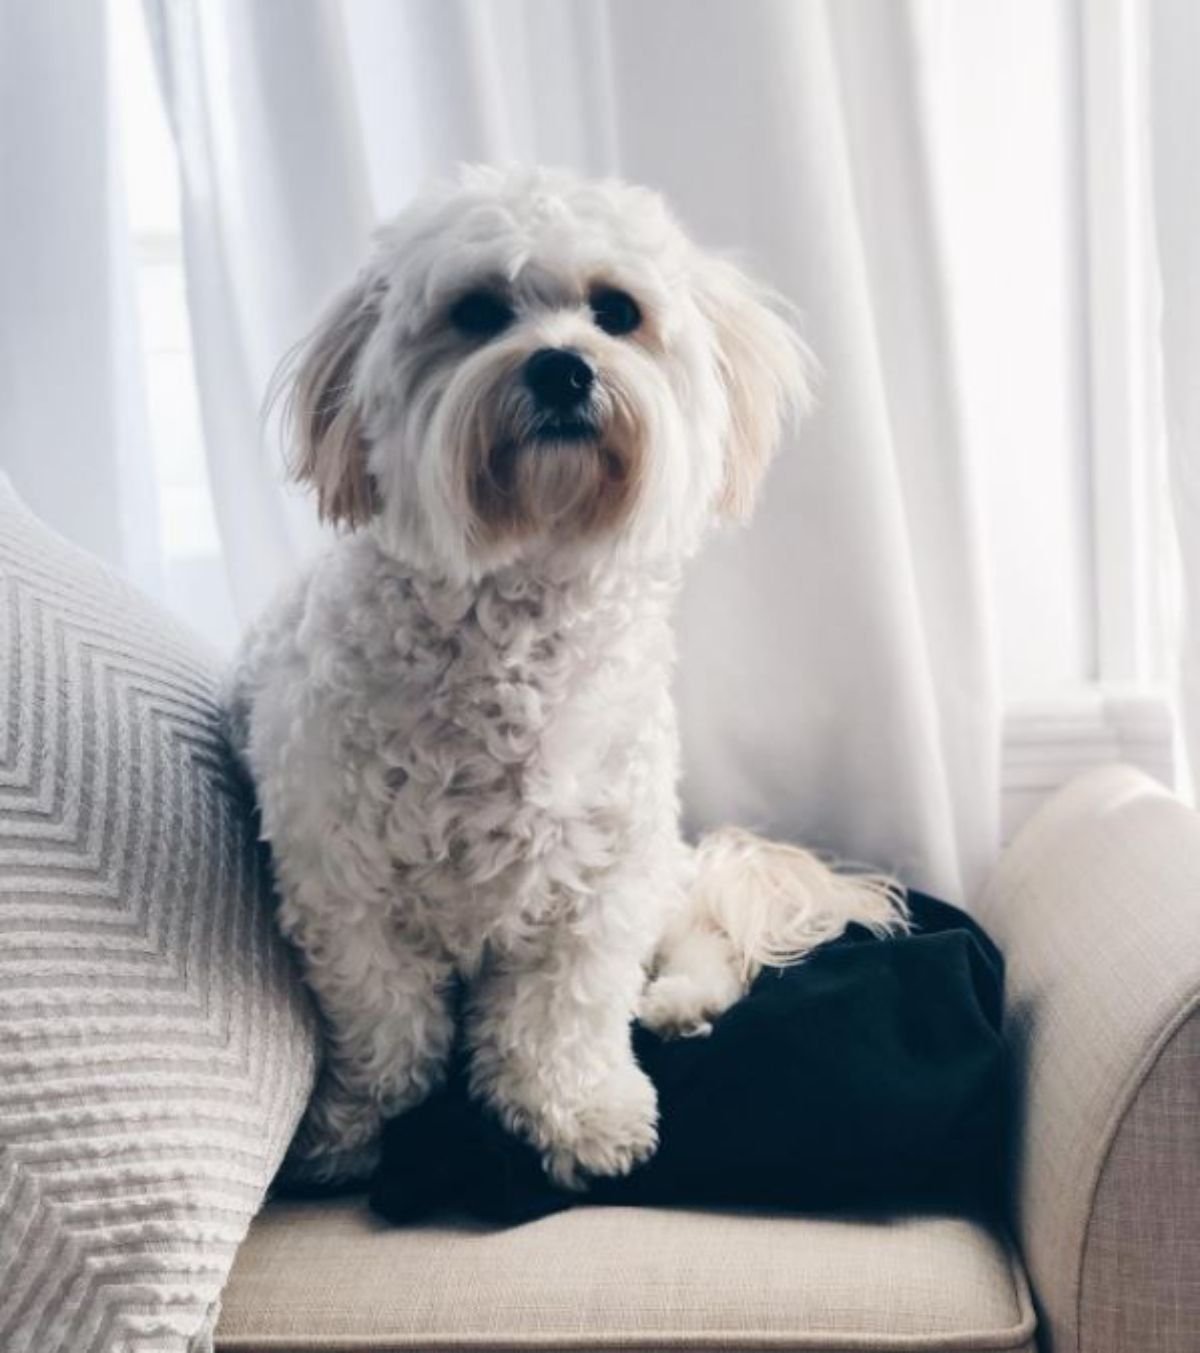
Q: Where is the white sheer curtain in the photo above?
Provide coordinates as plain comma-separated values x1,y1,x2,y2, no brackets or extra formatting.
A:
1149,0,1200,790
0,0,162,597
7,1,1192,898
145,0,997,900
144,0,372,621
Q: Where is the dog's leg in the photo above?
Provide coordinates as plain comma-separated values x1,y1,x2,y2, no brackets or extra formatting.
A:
282,907,455,1186
637,908,745,1039
465,919,658,1189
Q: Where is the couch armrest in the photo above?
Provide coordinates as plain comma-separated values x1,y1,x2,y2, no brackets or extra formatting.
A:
974,765,1200,1353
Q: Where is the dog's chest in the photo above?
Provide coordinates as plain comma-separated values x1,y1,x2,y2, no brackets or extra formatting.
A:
347,569,672,956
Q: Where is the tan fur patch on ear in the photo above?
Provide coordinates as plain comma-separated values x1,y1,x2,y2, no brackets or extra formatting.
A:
282,277,381,529
694,257,815,522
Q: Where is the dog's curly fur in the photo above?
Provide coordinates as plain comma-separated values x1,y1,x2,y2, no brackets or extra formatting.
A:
227,166,904,1189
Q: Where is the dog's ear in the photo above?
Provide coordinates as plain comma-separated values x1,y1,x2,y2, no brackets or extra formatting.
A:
281,273,382,529
692,256,816,521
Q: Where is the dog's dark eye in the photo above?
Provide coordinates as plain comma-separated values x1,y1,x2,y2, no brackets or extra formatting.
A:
590,287,641,337
449,289,514,339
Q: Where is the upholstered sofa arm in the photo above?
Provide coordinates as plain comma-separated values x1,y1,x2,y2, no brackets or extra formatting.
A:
974,765,1200,1353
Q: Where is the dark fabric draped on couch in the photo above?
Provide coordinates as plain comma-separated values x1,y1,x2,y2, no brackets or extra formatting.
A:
356,892,1006,1225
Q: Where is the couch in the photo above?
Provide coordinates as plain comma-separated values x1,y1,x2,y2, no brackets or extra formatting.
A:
1,477,1197,1353
211,765,1200,1353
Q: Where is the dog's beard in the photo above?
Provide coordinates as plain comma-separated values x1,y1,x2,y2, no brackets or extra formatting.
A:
438,356,646,545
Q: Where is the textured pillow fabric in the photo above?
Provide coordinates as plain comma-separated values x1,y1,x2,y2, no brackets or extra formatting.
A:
0,477,318,1352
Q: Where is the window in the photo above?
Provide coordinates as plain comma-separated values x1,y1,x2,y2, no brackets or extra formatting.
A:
109,0,236,652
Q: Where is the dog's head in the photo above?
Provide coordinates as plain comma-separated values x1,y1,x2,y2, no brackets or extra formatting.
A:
283,165,813,578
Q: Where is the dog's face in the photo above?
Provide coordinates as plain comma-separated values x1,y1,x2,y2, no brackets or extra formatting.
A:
286,166,812,579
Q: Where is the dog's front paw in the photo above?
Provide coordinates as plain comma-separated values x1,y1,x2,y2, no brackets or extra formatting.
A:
638,966,744,1039
541,1063,659,1190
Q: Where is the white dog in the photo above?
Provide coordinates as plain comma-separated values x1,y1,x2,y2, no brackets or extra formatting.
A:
227,165,903,1190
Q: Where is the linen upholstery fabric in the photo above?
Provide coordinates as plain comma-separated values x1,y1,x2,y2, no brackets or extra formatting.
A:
216,1198,1036,1352
0,477,318,1352
974,765,1200,1353
1078,1009,1200,1352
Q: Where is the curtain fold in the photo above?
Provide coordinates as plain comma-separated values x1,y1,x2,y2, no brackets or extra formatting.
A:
598,0,998,895
148,0,1000,898
1148,0,1200,791
0,0,162,597
145,0,374,619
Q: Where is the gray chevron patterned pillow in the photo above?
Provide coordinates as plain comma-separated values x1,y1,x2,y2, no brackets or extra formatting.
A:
0,477,318,1352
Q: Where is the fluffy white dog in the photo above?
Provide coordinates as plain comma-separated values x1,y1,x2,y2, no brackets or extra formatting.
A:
228,165,902,1190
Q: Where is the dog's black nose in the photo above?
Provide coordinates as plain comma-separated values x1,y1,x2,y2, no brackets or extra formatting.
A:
524,348,594,411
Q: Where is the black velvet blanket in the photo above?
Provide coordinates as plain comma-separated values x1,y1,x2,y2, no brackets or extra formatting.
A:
367,892,1007,1226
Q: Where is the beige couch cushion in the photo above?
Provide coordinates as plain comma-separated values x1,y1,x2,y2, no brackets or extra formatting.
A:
216,1200,1035,1352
